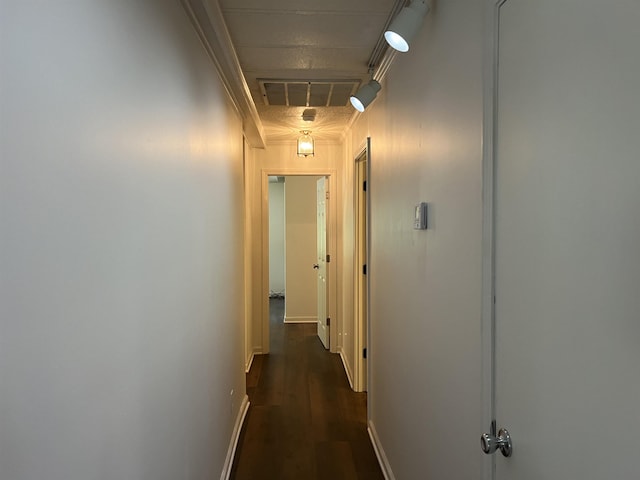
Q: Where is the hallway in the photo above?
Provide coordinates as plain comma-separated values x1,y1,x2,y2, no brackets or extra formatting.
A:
5,2,638,479
231,299,383,479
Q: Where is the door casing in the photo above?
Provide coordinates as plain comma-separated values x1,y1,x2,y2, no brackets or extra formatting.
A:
260,168,338,354
353,139,371,393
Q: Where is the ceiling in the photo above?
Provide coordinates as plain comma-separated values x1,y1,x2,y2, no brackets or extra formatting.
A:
217,0,402,143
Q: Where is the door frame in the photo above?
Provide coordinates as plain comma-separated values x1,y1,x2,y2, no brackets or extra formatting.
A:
481,1,506,478
260,168,338,354
353,139,371,393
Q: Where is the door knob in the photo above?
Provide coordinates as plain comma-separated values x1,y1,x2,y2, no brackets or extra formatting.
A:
313,264,319,269
481,428,512,457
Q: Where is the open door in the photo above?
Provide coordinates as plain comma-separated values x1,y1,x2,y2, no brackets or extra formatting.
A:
483,1,640,478
316,177,329,349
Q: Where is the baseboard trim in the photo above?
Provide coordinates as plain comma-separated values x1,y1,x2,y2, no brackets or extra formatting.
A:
220,395,250,480
284,316,317,323
246,349,263,373
245,353,254,373
368,420,395,480
338,349,355,390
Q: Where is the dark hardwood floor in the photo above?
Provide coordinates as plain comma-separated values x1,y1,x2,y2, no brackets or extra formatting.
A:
230,298,384,480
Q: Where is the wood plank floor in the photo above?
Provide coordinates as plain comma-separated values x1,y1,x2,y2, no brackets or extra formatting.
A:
230,298,384,480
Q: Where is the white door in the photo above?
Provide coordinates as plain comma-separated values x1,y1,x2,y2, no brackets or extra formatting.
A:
488,1,640,478
316,177,329,349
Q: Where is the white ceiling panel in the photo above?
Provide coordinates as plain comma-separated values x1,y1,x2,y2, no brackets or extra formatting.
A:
219,0,396,14
215,0,402,143
222,13,387,49
236,47,372,74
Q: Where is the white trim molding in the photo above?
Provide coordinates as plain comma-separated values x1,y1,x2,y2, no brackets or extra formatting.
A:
368,421,395,480
220,395,250,480
284,316,317,324
245,350,261,373
338,348,355,390
181,0,266,148
353,138,371,393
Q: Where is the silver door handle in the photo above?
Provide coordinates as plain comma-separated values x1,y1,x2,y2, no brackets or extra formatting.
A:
313,264,319,269
481,428,512,457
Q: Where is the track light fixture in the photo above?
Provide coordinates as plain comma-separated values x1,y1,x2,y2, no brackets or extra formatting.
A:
297,131,314,157
350,80,381,113
384,0,430,52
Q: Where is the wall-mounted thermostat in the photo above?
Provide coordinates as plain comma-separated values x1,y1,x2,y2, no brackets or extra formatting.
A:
414,202,428,230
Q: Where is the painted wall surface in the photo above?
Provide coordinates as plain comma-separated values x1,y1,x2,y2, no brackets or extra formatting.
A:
346,0,484,477
0,2,246,479
248,143,342,354
339,141,361,386
284,177,319,322
268,181,285,296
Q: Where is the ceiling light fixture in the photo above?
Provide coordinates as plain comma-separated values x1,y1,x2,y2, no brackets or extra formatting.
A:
384,0,430,52
297,131,314,157
350,80,381,113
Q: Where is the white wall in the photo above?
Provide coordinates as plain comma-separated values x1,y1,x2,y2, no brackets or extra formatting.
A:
284,176,319,322
0,2,246,479
345,0,484,478
268,181,285,296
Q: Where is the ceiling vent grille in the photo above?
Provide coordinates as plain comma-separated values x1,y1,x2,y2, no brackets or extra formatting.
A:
259,80,361,107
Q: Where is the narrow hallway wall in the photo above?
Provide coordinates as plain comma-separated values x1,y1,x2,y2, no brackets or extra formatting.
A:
346,0,484,477
0,2,246,479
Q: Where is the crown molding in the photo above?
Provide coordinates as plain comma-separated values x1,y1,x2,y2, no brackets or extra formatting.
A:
182,0,266,148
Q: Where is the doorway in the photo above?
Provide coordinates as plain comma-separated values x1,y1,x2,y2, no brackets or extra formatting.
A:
261,169,338,354
268,175,328,347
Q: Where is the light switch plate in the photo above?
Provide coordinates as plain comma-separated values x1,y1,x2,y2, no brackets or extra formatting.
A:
414,202,428,230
